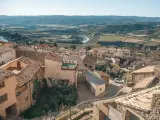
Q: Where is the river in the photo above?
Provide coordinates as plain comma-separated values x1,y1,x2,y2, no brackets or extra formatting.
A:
80,35,90,44
0,36,8,42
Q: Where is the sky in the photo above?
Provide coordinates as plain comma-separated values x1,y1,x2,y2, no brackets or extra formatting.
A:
0,0,159,17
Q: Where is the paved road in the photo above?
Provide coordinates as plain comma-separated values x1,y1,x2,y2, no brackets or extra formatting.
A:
77,82,120,104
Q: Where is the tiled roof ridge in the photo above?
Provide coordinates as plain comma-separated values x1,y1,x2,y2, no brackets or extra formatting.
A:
132,76,156,90
117,85,160,100
16,56,42,87
115,85,160,111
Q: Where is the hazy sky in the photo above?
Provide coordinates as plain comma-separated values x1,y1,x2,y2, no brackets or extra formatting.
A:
0,0,159,17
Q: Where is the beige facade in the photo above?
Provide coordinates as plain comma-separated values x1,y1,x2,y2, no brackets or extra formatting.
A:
94,84,106,96
45,58,77,83
0,76,17,118
115,49,130,59
0,57,43,119
85,70,107,96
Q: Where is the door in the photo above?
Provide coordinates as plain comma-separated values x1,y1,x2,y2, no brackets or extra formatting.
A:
17,61,21,68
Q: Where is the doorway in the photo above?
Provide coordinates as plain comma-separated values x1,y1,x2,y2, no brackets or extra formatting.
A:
5,104,17,117
17,61,21,68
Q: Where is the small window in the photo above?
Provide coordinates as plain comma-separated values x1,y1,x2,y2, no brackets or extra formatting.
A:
85,64,87,67
0,81,5,88
89,65,92,68
0,94,8,103
100,88,102,91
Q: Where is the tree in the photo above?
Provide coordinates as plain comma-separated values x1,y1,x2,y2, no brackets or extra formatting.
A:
53,42,57,47
21,79,78,119
85,46,92,51
70,44,76,50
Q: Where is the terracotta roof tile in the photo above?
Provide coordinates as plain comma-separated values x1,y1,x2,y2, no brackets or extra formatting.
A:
45,52,62,62
0,69,15,82
0,47,14,54
16,57,43,87
83,55,97,65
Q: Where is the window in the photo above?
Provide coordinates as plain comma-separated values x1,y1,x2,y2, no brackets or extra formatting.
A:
100,88,102,91
17,61,21,68
89,65,92,68
0,94,8,103
0,81,5,88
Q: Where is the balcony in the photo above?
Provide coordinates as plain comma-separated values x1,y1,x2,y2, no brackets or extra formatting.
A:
61,63,77,70
6,67,23,74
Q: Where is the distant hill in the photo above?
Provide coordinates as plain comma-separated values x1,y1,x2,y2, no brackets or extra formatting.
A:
0,15,160,25
150,26,160,39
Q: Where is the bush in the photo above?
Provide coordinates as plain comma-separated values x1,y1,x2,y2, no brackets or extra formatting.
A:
21,79,78,119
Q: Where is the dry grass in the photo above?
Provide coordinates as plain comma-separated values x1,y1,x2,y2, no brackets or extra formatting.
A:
98,34,146,43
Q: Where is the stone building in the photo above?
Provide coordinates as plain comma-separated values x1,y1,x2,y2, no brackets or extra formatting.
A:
132,76,158,92
132,65,155,83
16,46,47,64
93,85,160,120
33,44,57,53
0,57,44,119
115,48,130,59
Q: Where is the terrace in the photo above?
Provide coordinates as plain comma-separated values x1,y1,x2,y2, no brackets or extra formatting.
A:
61,62,77,70
6,67,23,74
1,59,27,74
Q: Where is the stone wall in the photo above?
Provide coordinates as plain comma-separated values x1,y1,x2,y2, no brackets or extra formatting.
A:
92,105,100,120
16,50,46,64
117,99,160,120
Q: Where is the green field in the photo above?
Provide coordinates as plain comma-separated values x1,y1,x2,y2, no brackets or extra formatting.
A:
98,34,150,44
98,34,126,42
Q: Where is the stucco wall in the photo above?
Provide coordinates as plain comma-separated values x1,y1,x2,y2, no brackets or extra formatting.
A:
0,76,17,118
45,59,76,83
16,82,32,114
0,49,16,65
16,50,46,64
117,99,160,120
2,60,27,70
16,68,43,114
95,84,106,96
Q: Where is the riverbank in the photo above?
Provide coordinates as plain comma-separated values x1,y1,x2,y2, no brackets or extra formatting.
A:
0,36,8,42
